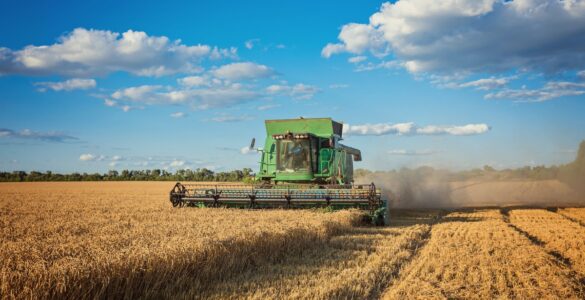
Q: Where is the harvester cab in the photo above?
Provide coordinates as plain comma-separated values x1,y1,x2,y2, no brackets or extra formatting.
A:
257,118,360,185
170,117,387,225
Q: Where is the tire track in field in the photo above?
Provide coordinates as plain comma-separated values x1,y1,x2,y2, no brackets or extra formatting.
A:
501,208,585,294
375,211,444,299
552,209,585,228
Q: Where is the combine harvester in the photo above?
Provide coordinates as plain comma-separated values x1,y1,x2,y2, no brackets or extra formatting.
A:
170,117,387,224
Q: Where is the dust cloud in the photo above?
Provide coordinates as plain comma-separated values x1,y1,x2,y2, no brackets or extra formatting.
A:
355,141,585,208
357,170,583,209
356,167,454,208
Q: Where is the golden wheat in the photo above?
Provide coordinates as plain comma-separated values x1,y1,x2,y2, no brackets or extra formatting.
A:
509,209,585,277
0,182,360,299
383,210,583,299
558,208,585,226
3,182,585,299
189,211,440,299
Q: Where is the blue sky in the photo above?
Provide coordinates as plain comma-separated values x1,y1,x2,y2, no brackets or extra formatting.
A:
1,0,584,173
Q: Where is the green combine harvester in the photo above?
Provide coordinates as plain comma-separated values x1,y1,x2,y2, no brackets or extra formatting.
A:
170,117,387,224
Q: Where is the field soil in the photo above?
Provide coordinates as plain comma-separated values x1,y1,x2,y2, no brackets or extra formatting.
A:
1,182,585,299
450,179,580,207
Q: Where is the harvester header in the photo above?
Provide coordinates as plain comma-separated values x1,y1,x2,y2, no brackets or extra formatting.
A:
170,117,386,223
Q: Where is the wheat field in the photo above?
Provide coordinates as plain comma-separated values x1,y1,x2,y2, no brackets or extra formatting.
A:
1,182,585,299
0,182,360,299
509,209,585,277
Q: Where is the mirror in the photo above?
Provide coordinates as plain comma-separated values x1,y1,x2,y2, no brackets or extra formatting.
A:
250,138,256,149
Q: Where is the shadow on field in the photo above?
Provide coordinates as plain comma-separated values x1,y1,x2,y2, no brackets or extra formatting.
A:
190,210,443,298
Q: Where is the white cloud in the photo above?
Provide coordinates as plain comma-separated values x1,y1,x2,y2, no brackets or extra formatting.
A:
459,76,515,91
266,83,320,100
354,60,403,72
343,122,490,136
0,28,236,77
485,81,585,102
324,0,585,75
322,23,388,58
0,128,78,142
108,83,259,110
35,78,96,92
388,149,440,156
79,154,95,161
170,112,186,118
104,99,117,107
415,124,490,136
348,56,367,64
211,62,274,80
245,39,260,49
178,75,208,87
112,85,163,101
343,122,414,136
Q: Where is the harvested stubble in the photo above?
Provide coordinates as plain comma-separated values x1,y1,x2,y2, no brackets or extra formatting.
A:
190,211,440,299
383,210,583,299
509,209,585,277
0,182,360,299
558,208,585,226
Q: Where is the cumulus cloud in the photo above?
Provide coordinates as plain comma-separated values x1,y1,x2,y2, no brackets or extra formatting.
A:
211,62,275,80
322,23,388,58
323,0,585,75
266,83,320,100
0,28,236,77
178,75,208,87
343,122,490,136
79,154,106,161
79,154,96,161
109,83,258,109
0,128,78,142
343,122,414,136
35,78,96,92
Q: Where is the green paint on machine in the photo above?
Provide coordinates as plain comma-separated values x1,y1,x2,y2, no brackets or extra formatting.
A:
170,117,387,225
259,117,360,185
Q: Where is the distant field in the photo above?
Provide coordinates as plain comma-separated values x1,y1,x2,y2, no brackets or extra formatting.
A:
1,182,585,299
450,179,580,207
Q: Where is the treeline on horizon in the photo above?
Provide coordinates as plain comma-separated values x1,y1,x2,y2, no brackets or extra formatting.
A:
0,168,255,182
1,141,584,186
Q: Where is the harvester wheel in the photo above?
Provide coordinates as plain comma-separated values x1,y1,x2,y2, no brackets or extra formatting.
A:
171,195,184,208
